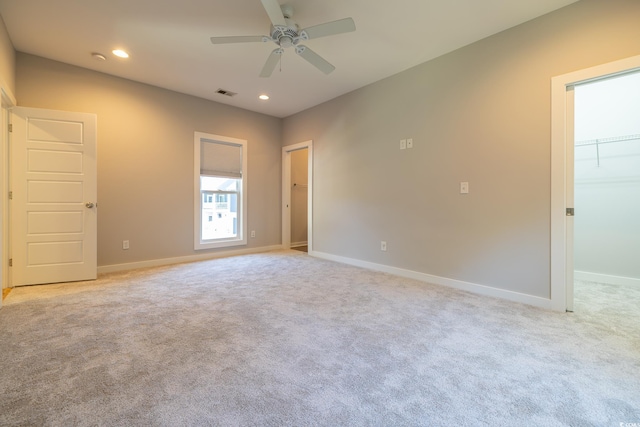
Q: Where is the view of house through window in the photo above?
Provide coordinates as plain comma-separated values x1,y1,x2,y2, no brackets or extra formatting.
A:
201,176,239,240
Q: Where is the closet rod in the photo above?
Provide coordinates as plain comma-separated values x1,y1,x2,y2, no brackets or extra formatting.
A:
575,133,640,147
575,133,640,167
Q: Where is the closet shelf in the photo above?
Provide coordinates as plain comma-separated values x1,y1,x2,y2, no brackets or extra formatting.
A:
575,133,640,147
575,133,640,167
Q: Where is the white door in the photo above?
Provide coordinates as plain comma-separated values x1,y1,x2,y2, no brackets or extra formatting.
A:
10,107,97,286
565,86,575,312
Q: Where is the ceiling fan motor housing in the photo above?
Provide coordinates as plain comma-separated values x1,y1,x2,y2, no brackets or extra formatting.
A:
271,18,300,48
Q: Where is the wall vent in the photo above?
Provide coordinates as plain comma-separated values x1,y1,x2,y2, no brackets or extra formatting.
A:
216,89,237,97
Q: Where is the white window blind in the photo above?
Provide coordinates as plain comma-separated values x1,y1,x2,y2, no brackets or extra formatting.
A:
200,141,242,178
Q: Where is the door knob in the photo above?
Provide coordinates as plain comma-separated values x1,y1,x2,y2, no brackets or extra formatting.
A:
85,202,95,208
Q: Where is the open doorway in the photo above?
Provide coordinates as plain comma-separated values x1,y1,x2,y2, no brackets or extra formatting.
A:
572,71,640,312
290,148,308,252
551,54,640,312
282,141,313,253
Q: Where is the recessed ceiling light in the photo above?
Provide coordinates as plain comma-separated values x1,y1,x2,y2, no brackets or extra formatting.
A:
112,49,129,58
259,94,270,100
91,52,106,61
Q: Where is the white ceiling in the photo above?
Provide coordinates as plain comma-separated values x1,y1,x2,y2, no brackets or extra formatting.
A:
0,0,578,118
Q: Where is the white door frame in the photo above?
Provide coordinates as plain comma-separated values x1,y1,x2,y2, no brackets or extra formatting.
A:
1,84,17,304
282,141,313,252
550,55,640,312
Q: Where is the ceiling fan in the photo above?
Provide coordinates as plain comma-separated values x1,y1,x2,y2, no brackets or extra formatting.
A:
210,0,356,77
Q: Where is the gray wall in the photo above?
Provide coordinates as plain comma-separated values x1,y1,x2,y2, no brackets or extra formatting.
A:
283,0,640,299
0,16,15,97
16,54,282,267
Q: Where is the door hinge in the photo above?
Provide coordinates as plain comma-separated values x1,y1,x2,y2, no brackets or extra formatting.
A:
8,258,12,267
8,123,12,132
8,191,12,200
566,208,575,216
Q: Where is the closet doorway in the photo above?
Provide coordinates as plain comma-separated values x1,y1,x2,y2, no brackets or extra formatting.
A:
551,54,640,312
282,141,313,252
572,71,640,310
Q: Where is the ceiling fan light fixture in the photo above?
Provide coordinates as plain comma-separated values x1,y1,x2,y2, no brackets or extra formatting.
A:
279,36,293,48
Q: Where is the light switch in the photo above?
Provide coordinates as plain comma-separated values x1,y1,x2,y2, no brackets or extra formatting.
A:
400,139,407,150
407,138,413,149
460,182,469,194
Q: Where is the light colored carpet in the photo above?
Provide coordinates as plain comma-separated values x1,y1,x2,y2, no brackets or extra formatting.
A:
0,250,638,426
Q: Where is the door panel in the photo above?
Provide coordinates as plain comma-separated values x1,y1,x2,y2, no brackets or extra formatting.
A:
11,107,97,286
28,241,84,265
28,211,84,234
29,150,83,173
27,118,84,143
28,180,84,203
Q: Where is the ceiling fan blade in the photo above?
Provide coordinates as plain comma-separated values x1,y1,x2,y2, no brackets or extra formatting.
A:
260,48,283,78
260,0,287,27
299,18,356,40
210,35,267,44
295,45,335,75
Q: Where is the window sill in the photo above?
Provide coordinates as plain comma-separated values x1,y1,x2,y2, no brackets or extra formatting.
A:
194,238,247,251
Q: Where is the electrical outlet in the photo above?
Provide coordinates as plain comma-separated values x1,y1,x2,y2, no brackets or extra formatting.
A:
380,241,387,251
122,240,129,250
251,230,256,238
407,138,413,149
400,139,407,150
460,182,469,194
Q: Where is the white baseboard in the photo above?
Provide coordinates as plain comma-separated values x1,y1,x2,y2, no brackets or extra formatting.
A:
98,245,283,275
310,250,552,310
574,271,640,287
291,241,308,248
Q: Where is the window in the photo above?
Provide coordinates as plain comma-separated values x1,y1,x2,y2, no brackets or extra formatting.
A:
194,132,247,249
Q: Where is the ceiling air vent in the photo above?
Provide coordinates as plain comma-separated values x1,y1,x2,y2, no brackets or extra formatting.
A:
216,89,237,97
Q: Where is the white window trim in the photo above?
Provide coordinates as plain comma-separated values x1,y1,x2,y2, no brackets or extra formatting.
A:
194,132,247,250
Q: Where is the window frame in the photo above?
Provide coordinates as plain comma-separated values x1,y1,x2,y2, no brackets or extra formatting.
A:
194,132,247,250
